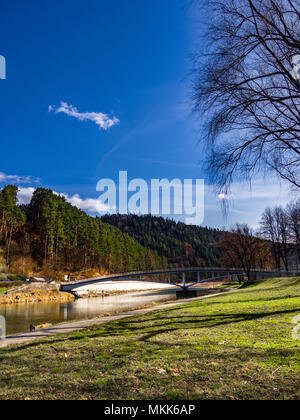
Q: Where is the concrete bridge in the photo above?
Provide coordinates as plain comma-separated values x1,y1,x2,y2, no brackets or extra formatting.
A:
60,267,243,292
60,266,299,293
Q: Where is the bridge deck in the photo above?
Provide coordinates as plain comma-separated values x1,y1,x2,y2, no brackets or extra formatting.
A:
61,267,243,291
60,267,299,292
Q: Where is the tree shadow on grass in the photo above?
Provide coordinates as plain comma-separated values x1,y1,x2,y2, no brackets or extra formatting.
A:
2,307,299,354
76,308,300,343
10,307,298,350
135,308,300,343
0,336,76,353
156,290,300,311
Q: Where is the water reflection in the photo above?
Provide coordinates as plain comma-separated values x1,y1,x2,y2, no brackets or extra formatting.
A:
0,289,177,335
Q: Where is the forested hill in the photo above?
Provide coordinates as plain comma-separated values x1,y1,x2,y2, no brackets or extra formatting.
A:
101,214,222,267
0,185,222,276
0,186,166,275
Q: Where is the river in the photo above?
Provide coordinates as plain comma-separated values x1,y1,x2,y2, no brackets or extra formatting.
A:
0,288,177,336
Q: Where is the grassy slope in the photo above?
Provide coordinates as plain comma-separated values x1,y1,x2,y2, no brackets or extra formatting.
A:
0,277,299,400
0,283,23,295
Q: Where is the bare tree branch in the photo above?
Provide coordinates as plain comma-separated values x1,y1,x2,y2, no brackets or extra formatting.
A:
193,0,300,191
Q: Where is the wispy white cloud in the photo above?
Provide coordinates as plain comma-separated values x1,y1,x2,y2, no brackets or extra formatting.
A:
49,102,119,130
17,187,36,205
58,192,115,214
218,193,229,201
16,187,114,214
0,172,40,184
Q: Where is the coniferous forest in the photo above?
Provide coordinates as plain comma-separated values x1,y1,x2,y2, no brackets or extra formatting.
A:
101,214,222,267
0,186,167,276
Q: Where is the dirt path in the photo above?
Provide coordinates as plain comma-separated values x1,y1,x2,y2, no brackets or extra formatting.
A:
0,290,235,349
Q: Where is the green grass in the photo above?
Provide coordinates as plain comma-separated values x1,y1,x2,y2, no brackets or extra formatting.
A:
0,284,21,294
0,280,24,294
0,277,299,400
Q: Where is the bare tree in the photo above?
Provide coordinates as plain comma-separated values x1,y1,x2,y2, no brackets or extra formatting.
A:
193,0,300,192
286,199,300,260
275,206,290,270
260,205,290,270
259,207,281,269
218,223,272,279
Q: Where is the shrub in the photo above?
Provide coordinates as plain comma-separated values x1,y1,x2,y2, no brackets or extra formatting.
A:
7,274,27,282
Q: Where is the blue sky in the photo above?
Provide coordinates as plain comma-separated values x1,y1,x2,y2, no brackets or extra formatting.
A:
0,0,292,229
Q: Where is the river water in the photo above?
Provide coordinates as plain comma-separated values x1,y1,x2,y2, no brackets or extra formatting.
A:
0,288,177,336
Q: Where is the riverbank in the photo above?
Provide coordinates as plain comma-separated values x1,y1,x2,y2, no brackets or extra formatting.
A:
0,283,75,305
0,277,299,399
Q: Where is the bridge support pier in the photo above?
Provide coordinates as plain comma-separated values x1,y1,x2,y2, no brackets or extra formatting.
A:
182,272,186,288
